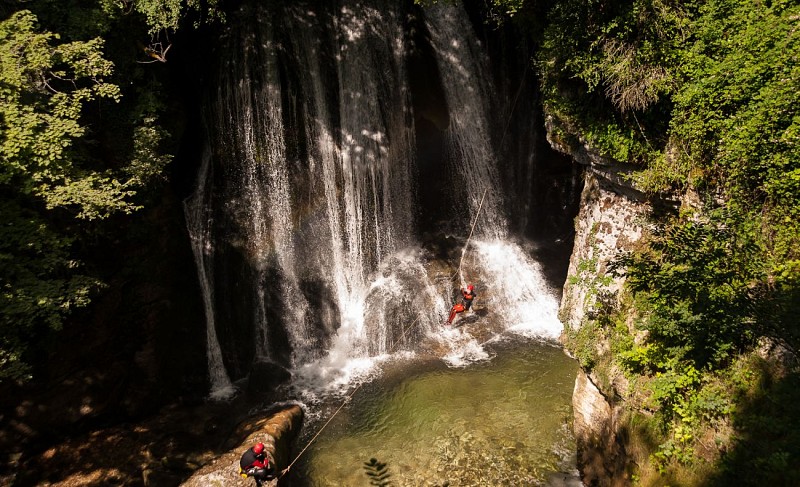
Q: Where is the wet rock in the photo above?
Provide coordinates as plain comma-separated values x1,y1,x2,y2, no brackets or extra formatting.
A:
246,361,291,396
181,404,303,487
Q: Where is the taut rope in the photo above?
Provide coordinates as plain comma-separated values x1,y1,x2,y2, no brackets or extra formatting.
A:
279,316,422,478
453,188,488,283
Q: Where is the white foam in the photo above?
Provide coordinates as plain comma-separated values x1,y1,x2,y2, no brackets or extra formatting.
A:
473,239,562,339
290,238,564,396
208,384,238,401
442,337,493,367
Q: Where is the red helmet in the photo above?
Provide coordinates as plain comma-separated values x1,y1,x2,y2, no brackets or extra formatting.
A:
253,442,265,455
467,285,474,292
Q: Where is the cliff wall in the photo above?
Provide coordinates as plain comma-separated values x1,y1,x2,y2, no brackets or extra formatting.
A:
546,114,650,486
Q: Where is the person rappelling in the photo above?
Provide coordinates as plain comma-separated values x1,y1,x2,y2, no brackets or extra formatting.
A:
446,284,476,325
444,189,487,326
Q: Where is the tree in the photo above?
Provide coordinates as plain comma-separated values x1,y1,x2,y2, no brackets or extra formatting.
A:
0,10,168,380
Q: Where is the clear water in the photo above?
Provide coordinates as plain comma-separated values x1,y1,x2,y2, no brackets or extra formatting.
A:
300,339,578,486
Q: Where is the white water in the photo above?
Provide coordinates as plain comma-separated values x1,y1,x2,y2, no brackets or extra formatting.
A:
222,10,314,362
426,4,507,239
318,0,417,360
183,148,236,400
474,239,562,338
432,238,562,369
291,2,563,397
264,1,427,376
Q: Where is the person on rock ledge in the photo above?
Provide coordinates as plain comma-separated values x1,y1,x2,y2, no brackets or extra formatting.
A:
239,442,275,486
446,284,476,325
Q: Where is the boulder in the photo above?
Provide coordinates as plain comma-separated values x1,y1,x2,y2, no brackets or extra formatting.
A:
181,404,304,487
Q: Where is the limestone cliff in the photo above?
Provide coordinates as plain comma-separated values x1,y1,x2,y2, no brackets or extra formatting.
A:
546,114,651,486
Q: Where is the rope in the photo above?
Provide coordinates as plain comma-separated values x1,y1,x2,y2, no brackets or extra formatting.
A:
453,188,488,283
498,60,528,151
279,316,422,478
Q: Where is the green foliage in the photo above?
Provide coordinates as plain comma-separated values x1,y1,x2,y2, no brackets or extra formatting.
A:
615,212,762,368
537,0,682,166
565,319,600,370
126,119,172,185
668,0,800,209
606,208,797,477
567,250,614,311
363,458,392,487
564,235,619,371
0,7,174,381
0,201,102,380
132,0,225,35
0,10,134,219
705,357,800,486
414,0,527,20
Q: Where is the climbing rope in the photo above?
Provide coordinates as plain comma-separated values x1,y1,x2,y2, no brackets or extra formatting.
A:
280,189,489,479
452,188,489,283
450,57,527,284
279,315,423,479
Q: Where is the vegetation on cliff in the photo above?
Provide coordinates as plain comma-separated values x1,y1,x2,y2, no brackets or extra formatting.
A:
535,0,799,484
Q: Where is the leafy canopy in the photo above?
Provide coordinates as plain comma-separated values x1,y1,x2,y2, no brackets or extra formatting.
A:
0,10,134,220
0,8,171,381
539,0,800,476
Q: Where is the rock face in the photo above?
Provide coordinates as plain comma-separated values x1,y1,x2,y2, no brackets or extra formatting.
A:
558,172,646,329
573,372,630,486
546,114,651,486
181,404,304,487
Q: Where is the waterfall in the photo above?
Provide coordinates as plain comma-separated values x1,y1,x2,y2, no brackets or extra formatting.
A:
425,4,507,241
187,0,575,396
184,148,236,400
424,4,562,341
284,0,421,360
191,1,445,391
474,240,562,338
208,7,313,367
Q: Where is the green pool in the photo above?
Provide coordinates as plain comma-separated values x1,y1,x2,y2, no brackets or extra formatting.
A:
300,338,579,486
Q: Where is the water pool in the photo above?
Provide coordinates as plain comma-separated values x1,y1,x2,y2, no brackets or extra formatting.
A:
296,339,579,486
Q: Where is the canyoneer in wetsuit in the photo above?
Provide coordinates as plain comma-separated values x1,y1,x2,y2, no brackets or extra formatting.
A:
446,284,476,325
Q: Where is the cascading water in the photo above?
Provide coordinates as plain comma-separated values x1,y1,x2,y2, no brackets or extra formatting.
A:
186,0,575,400
220,11,310,363
424,4,562,347
187,1,445,396
289,0,423,362
183,147,236,400
425,4,507,240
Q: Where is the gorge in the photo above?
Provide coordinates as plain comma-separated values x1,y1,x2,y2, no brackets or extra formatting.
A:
186,0,579,398
2,0,587,485
6,0,795,485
